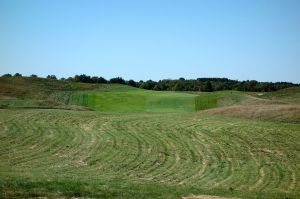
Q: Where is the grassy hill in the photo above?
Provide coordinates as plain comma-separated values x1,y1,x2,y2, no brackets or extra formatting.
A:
200,87,300,123
249,87,300,104
0,77,300,199
66,90,196,112
0,77,251,112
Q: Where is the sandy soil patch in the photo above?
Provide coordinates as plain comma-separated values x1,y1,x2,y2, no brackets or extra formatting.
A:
182,195,240,199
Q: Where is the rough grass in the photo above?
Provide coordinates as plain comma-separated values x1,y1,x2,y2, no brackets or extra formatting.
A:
0,109,299,198
201,104,300,124
0,77,137,109
0,76,101,99
249,87,300,104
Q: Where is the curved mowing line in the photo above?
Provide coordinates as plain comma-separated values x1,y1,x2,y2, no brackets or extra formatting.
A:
0,109,299,197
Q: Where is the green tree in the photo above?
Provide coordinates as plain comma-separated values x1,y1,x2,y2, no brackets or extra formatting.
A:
109,77,125,84
47,75,57,80
127,79,137,87
2,73,12,77
139,80,156,90
14,73,22,77
98,77,107,83
204,81,213,92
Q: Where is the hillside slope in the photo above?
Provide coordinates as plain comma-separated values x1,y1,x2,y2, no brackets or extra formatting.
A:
248,87,300,104
1,77,300,198
1,77,256,112
200,87,300,123
0,77,137,110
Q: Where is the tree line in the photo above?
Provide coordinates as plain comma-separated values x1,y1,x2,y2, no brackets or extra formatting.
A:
2,73,299,92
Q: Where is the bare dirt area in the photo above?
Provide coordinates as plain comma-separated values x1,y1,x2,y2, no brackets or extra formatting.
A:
182,195,240,199
200,104,300,123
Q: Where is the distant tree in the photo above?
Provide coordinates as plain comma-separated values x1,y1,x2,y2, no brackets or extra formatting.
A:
14,73,22,77
60,77,66,81
74,74,92,83
153,84,161,90
47,75,57,80
30,74,38,78
109,77,125,84
204,81,213,92
91,76,99,83
74,75,80,82
23,73,298,92
2,73,12,77
127,79,137,87
67,77,74,82
249,80,258,92
98,77,107,83
139,80,157,90
172,82,182,91
134,78,299,92
81,74,91,83
136,80,144,88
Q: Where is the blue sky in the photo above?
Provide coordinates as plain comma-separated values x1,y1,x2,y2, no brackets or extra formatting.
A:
0,0,299,83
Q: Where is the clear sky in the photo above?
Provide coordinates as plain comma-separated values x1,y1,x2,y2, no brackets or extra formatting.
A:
0,0,299,83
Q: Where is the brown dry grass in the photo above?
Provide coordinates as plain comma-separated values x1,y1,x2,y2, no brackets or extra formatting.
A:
200,104,300,123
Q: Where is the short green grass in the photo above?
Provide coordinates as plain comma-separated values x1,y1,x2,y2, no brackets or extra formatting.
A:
194,91,247,110
65,89,251,113
68,90,197,112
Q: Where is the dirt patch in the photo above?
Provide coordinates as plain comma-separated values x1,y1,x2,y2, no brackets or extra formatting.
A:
199,104,300,123
182,195,240,199
0,95,17,99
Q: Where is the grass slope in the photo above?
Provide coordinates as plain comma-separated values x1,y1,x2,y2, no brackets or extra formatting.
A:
66,88,255,113
69,90,197,112
1,77,252,112
249,87,300,104
0,77,138,109
201,87,300,123
201,104,300,124
194,91,249,110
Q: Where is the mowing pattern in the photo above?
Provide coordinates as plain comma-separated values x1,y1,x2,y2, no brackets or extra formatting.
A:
67,90,197,112
66,90,250,112
0,109,299,198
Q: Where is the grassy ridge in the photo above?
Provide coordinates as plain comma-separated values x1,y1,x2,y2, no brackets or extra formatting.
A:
201,104,300,124
0,77,138,109
0,76,101,98
200,88,300,123
0,109,299,198
0,77,256,112
249,87,300,104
